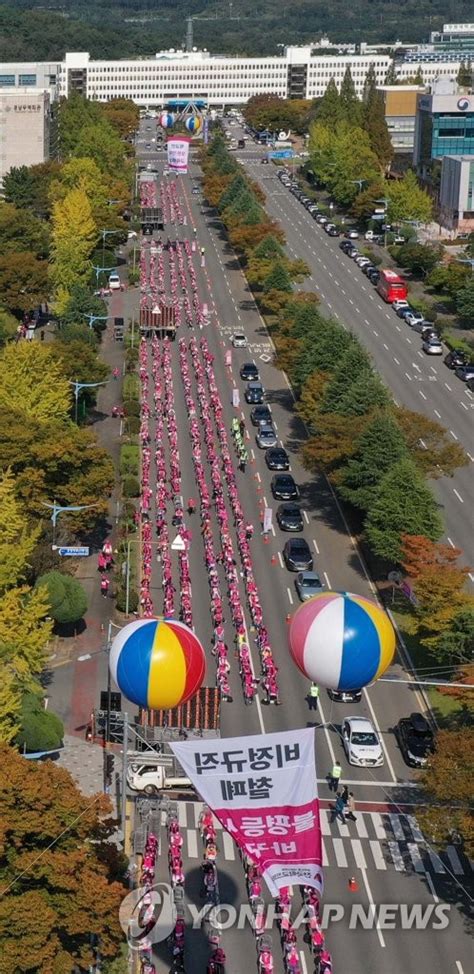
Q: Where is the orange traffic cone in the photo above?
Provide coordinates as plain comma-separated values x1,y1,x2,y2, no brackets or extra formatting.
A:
348,876,359,892
271,555,277,566
286,613,292,623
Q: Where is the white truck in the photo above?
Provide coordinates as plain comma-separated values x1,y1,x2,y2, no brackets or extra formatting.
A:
127,753,192,795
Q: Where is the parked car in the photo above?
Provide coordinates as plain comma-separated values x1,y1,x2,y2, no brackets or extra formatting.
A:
392,299,410,312
342,717,384,767
276,502,303,531
455,363,474,381
395,713,435,768
345,229,359,239
324,222,336,233
108,272,121,290
316,214,329,225
283,538,313,572
250,404,272,426
232,332,248,347
240,362,259,381
266,448,290,471
256,425,278,449
295,570,324,601
444,349,469,369
467,376,474,391
410,319,436,335
245,381,265,404
396,305,417,319
348,249,361,259
327,688,362,703
271,474,300,501
327,226,340,236
361,263,376,276
367,268,380,285
339,240,355,253
355,256,371,267
422,335,443,355
404,311,425,327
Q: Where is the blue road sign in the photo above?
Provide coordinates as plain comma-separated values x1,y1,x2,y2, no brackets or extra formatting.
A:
268,149,294,159
58,546,90,557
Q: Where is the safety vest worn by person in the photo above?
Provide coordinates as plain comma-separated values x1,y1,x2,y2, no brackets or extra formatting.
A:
331,763,341,780
310,684,319,698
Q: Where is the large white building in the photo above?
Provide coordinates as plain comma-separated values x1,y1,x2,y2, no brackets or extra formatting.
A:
0,88,50,183
0,45,466,108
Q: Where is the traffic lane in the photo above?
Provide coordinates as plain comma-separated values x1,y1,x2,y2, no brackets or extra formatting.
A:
189,198,422,790
255,176,474,569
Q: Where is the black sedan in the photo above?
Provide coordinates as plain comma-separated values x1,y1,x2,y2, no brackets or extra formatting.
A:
240,362,259,381
266,448,290,471
271,474,299,501
250,404,272,427
276,503,303,531
327,688,362,703
367,268,380,285
444,350,469,369
395,713,435,768
455,364,474,381
283,538,313,572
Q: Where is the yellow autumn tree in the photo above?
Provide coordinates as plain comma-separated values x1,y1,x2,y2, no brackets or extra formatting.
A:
0,469,40,592
49,157,110,225
0,586,52,743
0,342,72,424
50,187,97,295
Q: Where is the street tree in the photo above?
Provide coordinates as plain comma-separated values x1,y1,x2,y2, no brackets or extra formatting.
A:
0,585,52,742
363,80,393,169
253,234,285,261
0,202,50,258
293,319,351,387
0,745,126,970
430,608,474,664
320,341,372,413
336,372,390,416
297,370,330,424
2,161,61,218
455,278,474,325
36,571,88,625
350,179,386,221
0,342,72,425
0,469,40,593
337,411,409,510
218,173,249,211
386,170,433,224
417,729,474,857
59,282,107,329
395,405,469,478
364,458,443,562
101,96,140,137
51,187,97,297
384,62,398,85
15,691,64,753
0,252,49,314
339,66,363,126
52,338,109,390
309,121,381,205
394,241,443,277
400,534,473,646
0,310,19,347
302,412,366,472
263,261,293,293
315,78,343,124
427,261,470,297
49,157,111,225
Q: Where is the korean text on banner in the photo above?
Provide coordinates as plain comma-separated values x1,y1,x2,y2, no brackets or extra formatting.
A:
167,135,191,173
171,728,322,895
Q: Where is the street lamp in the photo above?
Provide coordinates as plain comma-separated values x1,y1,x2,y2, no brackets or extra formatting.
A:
91,264,116,289
69,378,109,424
351,178,369,192
42,500,98,546
99,228,122,264
82,312,113,331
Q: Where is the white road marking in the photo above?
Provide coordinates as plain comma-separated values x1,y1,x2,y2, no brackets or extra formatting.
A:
319,809,331,836
419,390,427,400
434,409,441,418
287,587,294,605
222,831,235,860
313,538,320,554
428,850,445,875
352,839,368,870
444,382,452,391
393,357,400,365
388,841,405,871
407,815,424,842
453,489,464,503
369,840,387,871
362,688,396,782
450,429,458,440
303,510,309,524
446,846,463,875
456,962,465,973
426,873,439,903
278,551,284,568
187,831,199,858
355,816,369,839
461,401,468,410
408,843,425,873
332,838,348,868
360,870,386,948
389,814,405,841
447,537,456,548
323,571,331,588
370,813,387,840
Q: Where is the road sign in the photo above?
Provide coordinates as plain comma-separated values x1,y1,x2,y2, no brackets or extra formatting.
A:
268,149,294,159
171,535,186,551
58,546,90,557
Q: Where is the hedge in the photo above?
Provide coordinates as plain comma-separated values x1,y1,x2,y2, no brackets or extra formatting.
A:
122,474,140,498
123,373,139,401
120,444,139,476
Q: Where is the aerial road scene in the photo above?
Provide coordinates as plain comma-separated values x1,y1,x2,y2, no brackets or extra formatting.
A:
0,4,472,974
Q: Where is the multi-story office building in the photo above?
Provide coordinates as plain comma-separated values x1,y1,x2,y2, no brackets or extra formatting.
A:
0,88,51,183
439,155,474,231
376,85,424,152
413,79,474,173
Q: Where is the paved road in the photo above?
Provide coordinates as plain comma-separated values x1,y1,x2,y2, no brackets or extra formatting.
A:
228,126,474,579
121,124,474,974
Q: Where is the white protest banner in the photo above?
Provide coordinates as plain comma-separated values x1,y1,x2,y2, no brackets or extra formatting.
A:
167,135,191,173
263,507,273,534
171,728,322,895
232,387,240,408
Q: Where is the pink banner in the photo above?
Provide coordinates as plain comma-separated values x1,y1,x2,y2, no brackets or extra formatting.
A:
171,728,322,895
167,135,191,173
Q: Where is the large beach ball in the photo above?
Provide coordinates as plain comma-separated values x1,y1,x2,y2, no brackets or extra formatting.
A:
185,115,201,134
289,592,395,691
159,112,174,129
109,618,205,709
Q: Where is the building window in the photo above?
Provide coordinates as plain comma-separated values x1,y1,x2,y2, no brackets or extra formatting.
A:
0,74,16,86
19,74,37,86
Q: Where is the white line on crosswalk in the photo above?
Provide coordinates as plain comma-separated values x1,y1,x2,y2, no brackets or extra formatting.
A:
371,812,386,840
428,850,445,874
389,813,405,841
407,815,424,842
322,840,329,867
352,839,367,870
336,818,350,838
333,838,348,868
446,845,463,875
222,831,235,861
370,840,387,871
187,831,199,858
408,842,425,873
388,841,405,871
319,809,331,836
178,803,187,827
355,816,369,839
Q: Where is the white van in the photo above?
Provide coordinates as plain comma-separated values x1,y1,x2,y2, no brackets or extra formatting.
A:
108,272,121,291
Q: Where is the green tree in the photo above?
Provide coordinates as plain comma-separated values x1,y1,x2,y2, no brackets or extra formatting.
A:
309,121,380,205
101,97,140,138
363,79,393,169
455,278,474,326
0,310,19,347
394,241,443,277
0,252,49,314
15,692,64,752
0,342,71,425
218,173,248,211
427,261,470,297
337,372,390,416
320,341,372,413
456,59,472,87
36,571,88,625
263,261,293,293
362,64,377,104
0,469,40,593
0,202,50,258
430,607,474,663
365,458,443,562
413,66,424,85
384,62,398,85
337,411,408,510
51,187,97,297
0,585,52,742
0,745,126,970
253,235,285,261
315,78,342,124
293,318,351,387
2,161,61,218
386,170,432,224
59,282,107,330
417,729,474,856
340,66,363,125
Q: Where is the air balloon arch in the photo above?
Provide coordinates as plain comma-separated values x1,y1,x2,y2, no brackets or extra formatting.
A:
158,99,205,139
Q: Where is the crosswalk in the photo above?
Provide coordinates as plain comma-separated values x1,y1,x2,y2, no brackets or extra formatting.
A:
165,802,471,877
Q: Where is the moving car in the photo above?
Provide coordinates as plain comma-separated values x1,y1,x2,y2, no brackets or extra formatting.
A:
256,425,278,449
295,570,324,601
395,713,435,768
250,404,272,426
276,502,303,531
455,363,474,381
232,332,248,347
283,538,313,572
265,447,290,471
342,717,384,767
240,362,259,381
245,381,265,404
108,272,121,291
444,349,469,369
271,474,299,501
327,688,362,703
422,335,443,355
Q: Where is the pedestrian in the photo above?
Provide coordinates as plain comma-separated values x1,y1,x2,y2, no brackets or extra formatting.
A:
332,792,346,824
40,330,45,341
245,523,254,540
97,552,107,572
345,793,357,822
187,497,196,515
100,576,110,598
341,784,349,805
307,682,319,711
113,367,120,380
328,761,342,792
239,419,245,438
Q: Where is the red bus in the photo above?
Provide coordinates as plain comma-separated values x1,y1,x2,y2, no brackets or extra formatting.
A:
376,269,408,303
